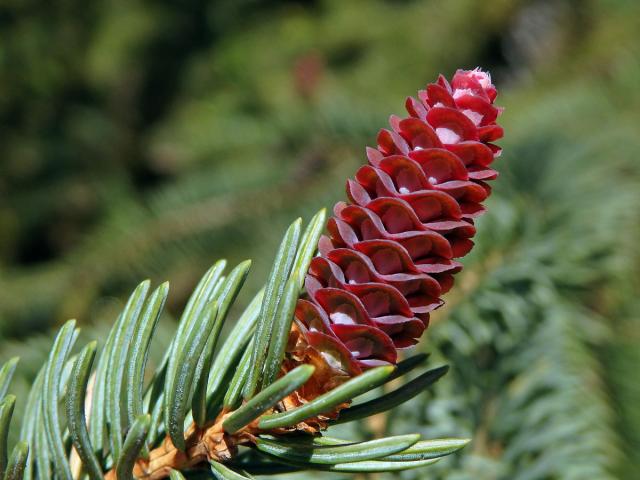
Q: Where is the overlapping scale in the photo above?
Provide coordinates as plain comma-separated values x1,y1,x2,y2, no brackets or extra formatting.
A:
293,68,503,373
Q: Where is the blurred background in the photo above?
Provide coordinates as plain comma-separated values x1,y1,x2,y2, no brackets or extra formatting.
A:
1,0,639,478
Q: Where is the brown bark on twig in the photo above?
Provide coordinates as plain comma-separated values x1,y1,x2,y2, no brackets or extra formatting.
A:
104,411,252,480
103,326,346,479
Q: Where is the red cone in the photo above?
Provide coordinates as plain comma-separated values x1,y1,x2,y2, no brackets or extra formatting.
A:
293,68,503,377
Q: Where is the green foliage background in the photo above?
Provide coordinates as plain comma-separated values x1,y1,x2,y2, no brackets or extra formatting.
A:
0,0,638,478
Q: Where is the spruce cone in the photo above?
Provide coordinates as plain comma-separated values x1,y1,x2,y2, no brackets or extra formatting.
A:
291,69,503,380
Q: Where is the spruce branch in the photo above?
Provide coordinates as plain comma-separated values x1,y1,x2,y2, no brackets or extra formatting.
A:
1,68,502,478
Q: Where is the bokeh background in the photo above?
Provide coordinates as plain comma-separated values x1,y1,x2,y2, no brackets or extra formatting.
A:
1,0,639,478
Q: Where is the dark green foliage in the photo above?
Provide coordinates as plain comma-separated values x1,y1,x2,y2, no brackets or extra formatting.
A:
255,434,420,464
205,290,263,412
42,320,76,479
127,283,169,429
0,0,639,478
107,282,150,460
0,216,457,478
3,442,29,480
168,471,186,480
116,414,151,480
192,260,251,426
333,365,449,424
0,395,16,477
244,218,301,398
223,340,256,411
258,366,395,430
223,365,315,434
0,360,19,402
65,342,102,480
210,461,255,480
